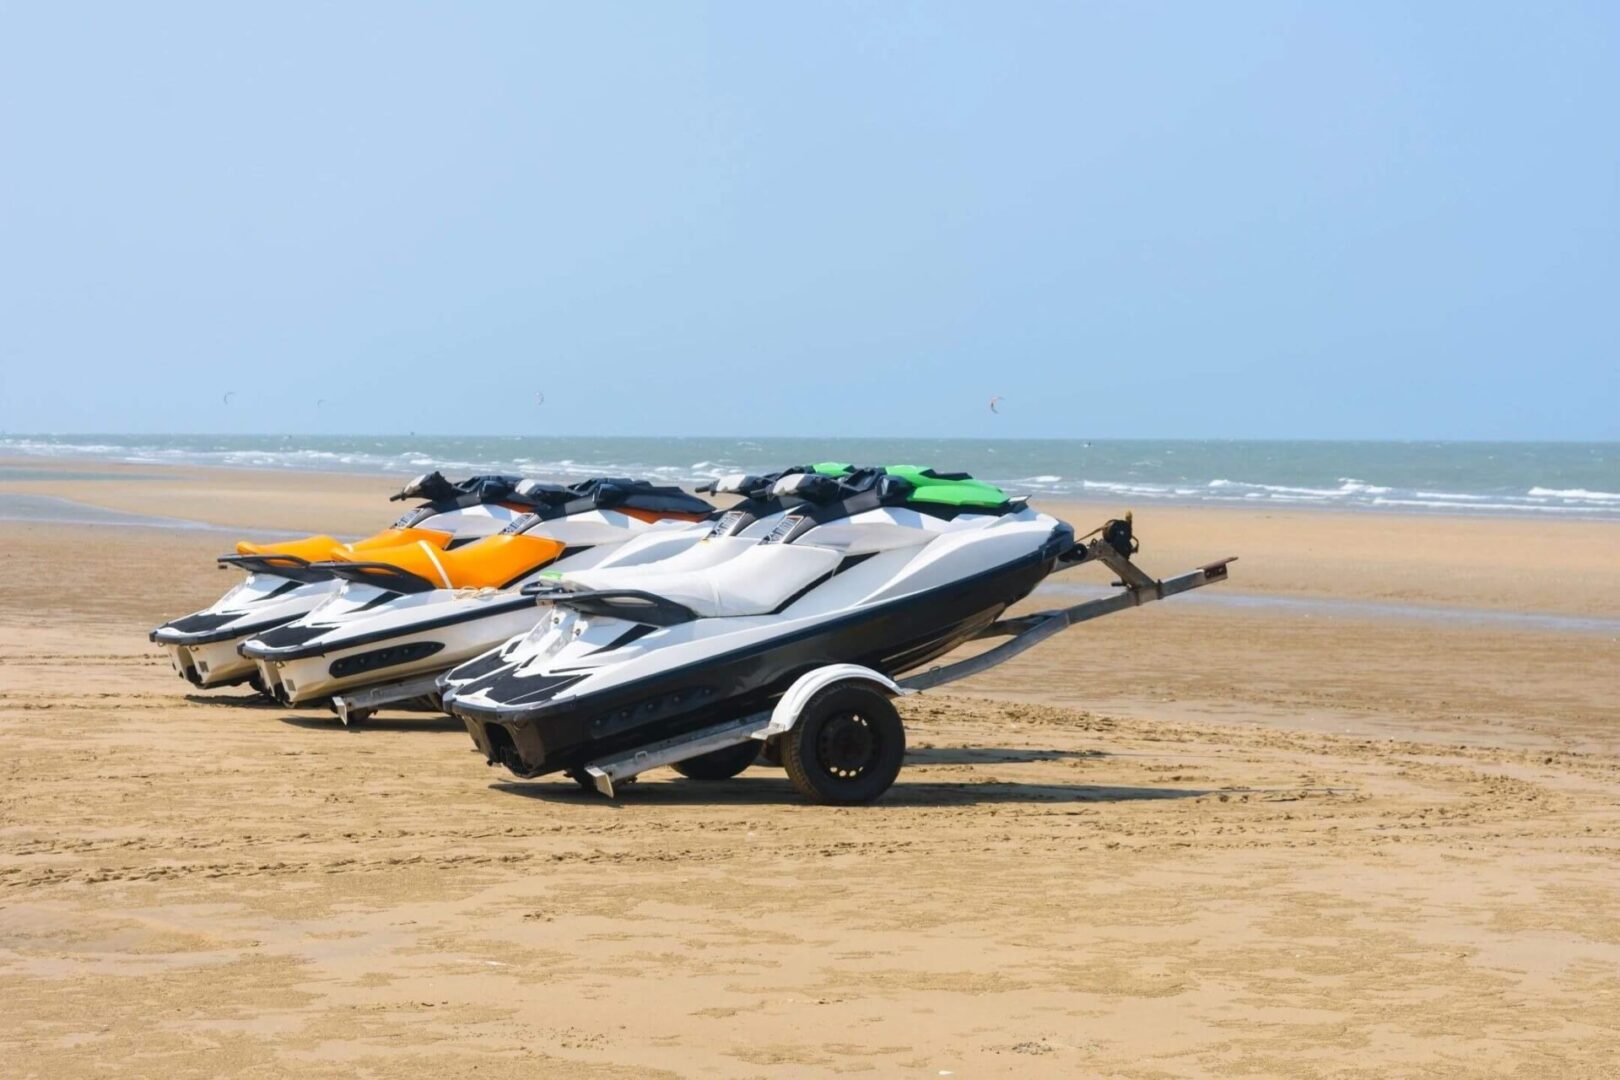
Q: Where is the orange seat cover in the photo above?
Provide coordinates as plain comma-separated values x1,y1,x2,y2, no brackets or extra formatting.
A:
347,526,453,552
235,527,451,562
236,534,347,561
332,533,567,590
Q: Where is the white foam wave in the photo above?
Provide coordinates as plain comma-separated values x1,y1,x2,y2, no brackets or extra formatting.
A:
1528,487,1620,502
1371,497,1603,514
5,437,1618,520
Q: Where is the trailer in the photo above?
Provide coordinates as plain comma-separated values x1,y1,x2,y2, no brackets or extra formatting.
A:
566,522,1235,803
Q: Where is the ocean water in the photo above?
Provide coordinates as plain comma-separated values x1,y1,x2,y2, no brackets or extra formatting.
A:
3,435,1618,520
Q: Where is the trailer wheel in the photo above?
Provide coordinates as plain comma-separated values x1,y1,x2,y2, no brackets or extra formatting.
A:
671,739,760,781
782,683,905,805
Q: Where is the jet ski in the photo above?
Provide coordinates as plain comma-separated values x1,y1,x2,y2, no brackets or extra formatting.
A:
444,466,1077,791
151,471,558,693
237,476,720,717
242,467,857,720
436,463,856,703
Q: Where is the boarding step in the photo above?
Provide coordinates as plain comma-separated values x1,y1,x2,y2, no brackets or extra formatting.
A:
584,713,771,797
331,674,445,725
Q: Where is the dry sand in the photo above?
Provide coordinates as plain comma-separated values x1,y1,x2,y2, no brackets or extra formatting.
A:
2,459,1618,1077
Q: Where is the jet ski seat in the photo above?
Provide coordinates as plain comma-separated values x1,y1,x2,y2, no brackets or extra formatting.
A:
561,543,844,619
235,526,454,563
327,532,567,591
236,534,348,562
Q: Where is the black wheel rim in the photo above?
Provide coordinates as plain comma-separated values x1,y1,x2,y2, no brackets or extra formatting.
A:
817,710,878,779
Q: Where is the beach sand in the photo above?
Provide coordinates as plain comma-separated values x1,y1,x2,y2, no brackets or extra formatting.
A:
2,459,1618,1077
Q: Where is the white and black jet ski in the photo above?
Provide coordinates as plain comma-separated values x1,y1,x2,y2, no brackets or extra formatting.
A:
236,472,817,717
151,471,558,693
443,467,1082,796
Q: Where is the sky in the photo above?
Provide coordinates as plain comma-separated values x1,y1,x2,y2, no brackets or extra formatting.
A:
1,2,1616,441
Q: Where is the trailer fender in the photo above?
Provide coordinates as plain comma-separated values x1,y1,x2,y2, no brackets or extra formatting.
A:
755,664,906,741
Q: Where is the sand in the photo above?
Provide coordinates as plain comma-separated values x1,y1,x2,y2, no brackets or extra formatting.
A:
2,458,1618,1077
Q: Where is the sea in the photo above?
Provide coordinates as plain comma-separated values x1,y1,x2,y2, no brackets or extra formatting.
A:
3,434,1618,520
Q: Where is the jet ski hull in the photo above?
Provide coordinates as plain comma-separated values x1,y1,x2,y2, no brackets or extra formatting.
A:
151,472,548,692
451,546,1057,778
151,577,340,688
240,490,725,705
243,593,541,705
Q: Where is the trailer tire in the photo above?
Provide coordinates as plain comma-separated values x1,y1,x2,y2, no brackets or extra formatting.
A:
671,740,760,781
782,683,905,805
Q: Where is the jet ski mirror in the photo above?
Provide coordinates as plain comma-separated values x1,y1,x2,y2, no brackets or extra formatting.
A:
392,470,452,502
769,472,839,502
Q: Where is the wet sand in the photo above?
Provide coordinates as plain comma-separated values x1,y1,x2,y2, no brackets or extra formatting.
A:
2,459,1618,1077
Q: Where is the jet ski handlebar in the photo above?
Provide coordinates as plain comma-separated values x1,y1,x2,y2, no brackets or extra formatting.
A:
317,561,440,594
215,552,337,584
520,582,699,626
392,470,454,501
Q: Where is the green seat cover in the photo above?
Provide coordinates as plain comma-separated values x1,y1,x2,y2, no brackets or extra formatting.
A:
882,465,1011,508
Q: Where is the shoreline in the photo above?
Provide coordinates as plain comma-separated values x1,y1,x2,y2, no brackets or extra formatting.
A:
6,454,1620,620
7,494,1619,637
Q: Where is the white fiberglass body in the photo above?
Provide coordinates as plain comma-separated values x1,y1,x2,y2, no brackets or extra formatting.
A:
239,488,735,706
151,489,533,690
446,471,1072,781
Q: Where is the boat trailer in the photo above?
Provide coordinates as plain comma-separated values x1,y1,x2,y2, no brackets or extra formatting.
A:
577,527,1234,799
330,673,445,726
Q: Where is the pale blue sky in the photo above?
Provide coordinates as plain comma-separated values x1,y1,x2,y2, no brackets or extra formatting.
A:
1,2,1615,439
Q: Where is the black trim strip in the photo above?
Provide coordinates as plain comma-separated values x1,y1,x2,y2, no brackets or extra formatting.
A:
768,570,835,614
320,561,436,593
241,595,538,661
216,554,335,584
329,640,445,680
834,551,879,574
588,623,658,654
151,614,299,646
